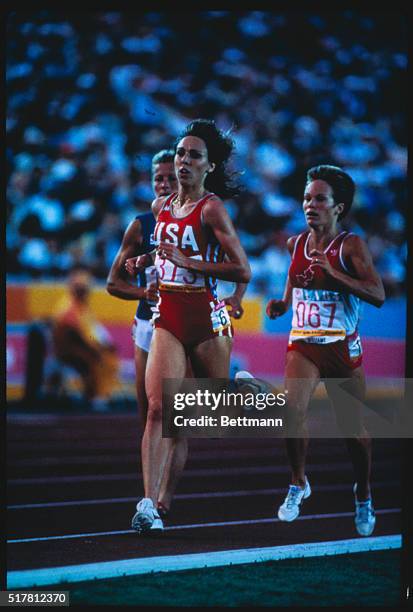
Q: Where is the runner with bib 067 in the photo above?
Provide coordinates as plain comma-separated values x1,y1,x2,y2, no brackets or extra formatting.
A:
266,164,385,537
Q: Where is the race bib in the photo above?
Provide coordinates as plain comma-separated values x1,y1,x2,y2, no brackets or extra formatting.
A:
210,300,231,333
290,288,346,344
155,253,205,289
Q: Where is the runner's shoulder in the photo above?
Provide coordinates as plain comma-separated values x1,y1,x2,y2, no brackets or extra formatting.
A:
287,234,299,254
152,195,170,217
342,232,368,255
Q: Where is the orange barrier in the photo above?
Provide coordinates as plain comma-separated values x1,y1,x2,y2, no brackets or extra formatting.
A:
6,283,262,332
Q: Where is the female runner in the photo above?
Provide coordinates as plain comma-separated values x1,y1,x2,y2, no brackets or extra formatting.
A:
131,119,250,533
266,164,385,536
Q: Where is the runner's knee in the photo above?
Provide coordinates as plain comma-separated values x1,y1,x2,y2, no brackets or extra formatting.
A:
146,398,162,423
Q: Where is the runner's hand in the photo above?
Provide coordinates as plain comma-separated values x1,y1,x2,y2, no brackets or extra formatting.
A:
309,250,335,276
266,299,287,319
223,295,244,319
158,241,189,268
125,254,152,276
144,282,159,303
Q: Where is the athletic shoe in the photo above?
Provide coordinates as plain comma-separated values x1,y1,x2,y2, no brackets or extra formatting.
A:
149,516,164,534
235,370,254,380
131,498,163,534
353,483,375,536
277,476,311,522
234,370,269,394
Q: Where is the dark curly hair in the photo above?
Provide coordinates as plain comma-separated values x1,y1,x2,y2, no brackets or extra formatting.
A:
174,119,243,199
306,165,355,220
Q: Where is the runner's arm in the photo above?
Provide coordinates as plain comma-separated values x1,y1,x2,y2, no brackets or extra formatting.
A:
312,234,385,307
266,235,296,318
106,219,147,300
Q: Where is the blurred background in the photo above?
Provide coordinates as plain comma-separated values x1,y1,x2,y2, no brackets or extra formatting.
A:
6,10,407,407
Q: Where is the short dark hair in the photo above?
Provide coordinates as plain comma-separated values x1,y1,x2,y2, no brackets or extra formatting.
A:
306,165,355,220
175,119,243,199
151,149,175,167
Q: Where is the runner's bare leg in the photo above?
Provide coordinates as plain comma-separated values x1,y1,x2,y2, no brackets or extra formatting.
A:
189,336,233,378
326,367,372,500
144,328,187,504
284,350,320,487
134,345,148,432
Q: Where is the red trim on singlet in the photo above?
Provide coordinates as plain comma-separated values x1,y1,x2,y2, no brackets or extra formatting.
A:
291,232,304,260
160,192,216,222
303,230,347,261
339,232,355,273
158,192,176,215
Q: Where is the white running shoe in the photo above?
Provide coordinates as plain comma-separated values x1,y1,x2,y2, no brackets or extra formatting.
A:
131,498,163,534
235,370,254,379
353,483,376,536
278,476,311,522
234,370,269,395
149,516,164,534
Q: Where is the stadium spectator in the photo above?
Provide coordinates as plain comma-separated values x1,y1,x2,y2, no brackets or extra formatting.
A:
6,12,406,298
52,265,119,409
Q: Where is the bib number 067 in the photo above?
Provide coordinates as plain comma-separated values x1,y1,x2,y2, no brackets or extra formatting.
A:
295,301,337,328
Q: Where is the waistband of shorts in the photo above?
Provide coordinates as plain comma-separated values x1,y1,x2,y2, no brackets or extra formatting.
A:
290,329,346,338
159,283,207,293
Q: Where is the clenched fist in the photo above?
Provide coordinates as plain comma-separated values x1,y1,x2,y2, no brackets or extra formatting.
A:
266,299,287,319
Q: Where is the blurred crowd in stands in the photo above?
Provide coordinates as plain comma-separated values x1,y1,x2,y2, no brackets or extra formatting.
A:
7,11,407,297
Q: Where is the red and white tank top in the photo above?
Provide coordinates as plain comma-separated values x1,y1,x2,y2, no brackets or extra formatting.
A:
153,192,224,297
288,231,360,344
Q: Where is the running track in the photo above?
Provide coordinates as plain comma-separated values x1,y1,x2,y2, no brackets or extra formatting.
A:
7,411,401,585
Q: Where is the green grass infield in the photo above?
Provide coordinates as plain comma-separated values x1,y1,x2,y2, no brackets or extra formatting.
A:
56,548,401,606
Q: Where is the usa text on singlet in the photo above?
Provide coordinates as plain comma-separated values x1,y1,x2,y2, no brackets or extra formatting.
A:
152,192,224,296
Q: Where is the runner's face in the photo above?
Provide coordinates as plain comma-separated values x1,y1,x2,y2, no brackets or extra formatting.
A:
303,180,341,228
175,136,212,189
152,162,177,197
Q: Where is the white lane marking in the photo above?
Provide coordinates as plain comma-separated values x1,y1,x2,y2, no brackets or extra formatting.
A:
8,458,395,485
7,508,400,544
7,535,401,588
7,481,398,510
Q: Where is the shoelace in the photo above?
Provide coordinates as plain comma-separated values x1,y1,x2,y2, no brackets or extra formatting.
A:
356,500,374,522
285,486,303,508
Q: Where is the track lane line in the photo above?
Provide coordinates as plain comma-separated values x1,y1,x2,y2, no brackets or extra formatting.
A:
7,508,400,543
7,480,398,510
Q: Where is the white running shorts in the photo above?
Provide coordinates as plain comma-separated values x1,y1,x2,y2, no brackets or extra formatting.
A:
132,317,153,353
